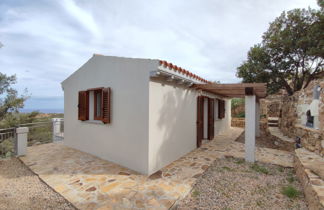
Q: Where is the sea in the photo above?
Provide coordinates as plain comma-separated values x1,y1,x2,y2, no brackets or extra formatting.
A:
19,109,64,114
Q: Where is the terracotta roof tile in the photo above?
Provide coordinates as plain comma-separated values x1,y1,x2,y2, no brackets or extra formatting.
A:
158,60,209,83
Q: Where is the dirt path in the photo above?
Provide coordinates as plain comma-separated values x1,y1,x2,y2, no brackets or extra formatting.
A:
0,158,75,210
176,157,308,210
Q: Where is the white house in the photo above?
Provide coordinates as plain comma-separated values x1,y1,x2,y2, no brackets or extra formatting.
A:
61,54,233,175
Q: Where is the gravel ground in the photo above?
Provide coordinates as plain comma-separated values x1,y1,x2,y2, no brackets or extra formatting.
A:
176,157,308,210
0,158,76,210
236,131,283,150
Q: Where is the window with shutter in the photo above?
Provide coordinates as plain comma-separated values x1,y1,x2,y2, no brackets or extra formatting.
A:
218,99,225,119
78,91,89,121
94,89,103,120
78,87,111,124
102,88,111,124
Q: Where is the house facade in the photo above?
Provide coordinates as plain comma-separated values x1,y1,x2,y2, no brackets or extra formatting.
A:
61,55,231,175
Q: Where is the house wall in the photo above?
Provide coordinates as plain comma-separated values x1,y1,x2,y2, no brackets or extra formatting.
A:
62,55,158,174
148,79,231,174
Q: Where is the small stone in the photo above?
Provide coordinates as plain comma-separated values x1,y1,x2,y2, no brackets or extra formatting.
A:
108,179,116,182
149,170,162,180
201,165,209,170
86,186,96,192
204,158,211,161
100,182,119,193
135,200,145,208
163,173,171,177
118,172,130,176
193,173,202,178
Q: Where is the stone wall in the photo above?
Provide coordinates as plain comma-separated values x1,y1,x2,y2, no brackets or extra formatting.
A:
260,91,285,117
231,118,245,128
279,78,324,157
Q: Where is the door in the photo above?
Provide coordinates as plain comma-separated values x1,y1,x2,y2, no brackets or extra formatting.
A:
196,96,204,147
208,98,215,140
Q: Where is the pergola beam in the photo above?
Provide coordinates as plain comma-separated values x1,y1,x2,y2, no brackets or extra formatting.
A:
192,83,267,98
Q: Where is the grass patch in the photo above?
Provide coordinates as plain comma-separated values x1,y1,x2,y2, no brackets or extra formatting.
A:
277,167,284,172
250,163,269,175
192,189,200,197
256,199,263,207
281,185,300,198
222,166,233,171
234,159,245,164
287,176,295,183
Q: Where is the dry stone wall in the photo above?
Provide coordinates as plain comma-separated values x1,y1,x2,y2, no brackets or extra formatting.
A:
279,78,324,157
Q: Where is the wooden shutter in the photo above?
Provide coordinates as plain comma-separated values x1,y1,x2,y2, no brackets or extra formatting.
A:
78,91,89,121
218,99,225,119
101,87,111,124
196,96,204,147
208,98,215,140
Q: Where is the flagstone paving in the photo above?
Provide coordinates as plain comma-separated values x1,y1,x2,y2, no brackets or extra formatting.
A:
19,127,294,209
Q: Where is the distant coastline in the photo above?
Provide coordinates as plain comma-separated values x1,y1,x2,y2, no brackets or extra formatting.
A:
20,108,64,114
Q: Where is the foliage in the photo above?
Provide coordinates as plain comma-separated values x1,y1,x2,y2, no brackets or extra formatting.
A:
0,73,28,121
237,4,324,95
250,163,269,174
192,190,200,197
235,112,245,118
231,98,244,110
231,98,245,118
0,111,39,128
0,138,14,158
281,185,300,198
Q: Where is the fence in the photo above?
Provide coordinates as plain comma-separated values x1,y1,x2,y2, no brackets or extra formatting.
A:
0,118,64,158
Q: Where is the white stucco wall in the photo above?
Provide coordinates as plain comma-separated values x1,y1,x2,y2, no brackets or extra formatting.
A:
214,98,231,135
62,55,158,174
148,79,231,174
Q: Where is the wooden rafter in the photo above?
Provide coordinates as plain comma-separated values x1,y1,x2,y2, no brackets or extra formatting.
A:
193,83,267,98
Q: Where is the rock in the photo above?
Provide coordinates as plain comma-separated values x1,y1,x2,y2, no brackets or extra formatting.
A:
118,172,130,176
149,170,162,180
86,186,96,192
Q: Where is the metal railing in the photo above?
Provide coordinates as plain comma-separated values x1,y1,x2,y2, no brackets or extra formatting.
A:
0,118,64,158
0,127,16,157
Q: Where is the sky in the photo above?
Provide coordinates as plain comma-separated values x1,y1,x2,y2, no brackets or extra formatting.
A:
0,0,319,110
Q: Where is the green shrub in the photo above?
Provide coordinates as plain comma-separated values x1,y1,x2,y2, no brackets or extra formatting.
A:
192,190,200,197
281,185,300,198
287,176,295,183
235,112,245,118
250,164,269,174
234,159,245,164
0,138,14,158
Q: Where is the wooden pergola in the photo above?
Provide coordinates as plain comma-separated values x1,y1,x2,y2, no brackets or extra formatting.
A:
193,83,267,99
193,83,267,163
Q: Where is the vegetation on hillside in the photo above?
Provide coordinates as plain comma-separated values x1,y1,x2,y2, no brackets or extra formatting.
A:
237,2,324,95
0,72,63,158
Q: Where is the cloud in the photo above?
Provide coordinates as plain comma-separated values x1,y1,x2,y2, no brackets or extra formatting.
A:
0,0,319,109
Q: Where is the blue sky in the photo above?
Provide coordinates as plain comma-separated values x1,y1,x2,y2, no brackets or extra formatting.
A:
0,0,319,110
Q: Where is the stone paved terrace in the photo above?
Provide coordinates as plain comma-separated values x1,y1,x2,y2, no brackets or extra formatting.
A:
19,127,294,209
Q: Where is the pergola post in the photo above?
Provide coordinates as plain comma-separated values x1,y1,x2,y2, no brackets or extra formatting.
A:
245,95,256,162
255,101,260,137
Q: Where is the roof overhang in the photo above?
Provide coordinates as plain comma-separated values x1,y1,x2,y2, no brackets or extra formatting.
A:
193,83,267,98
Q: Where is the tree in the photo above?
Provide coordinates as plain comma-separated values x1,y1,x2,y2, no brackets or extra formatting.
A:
237,5,323,95
0,73,27,121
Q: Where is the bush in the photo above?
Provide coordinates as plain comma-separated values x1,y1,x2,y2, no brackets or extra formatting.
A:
250,163,269,174
235,112,245,118
281,185,300,198
0,138,14,158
